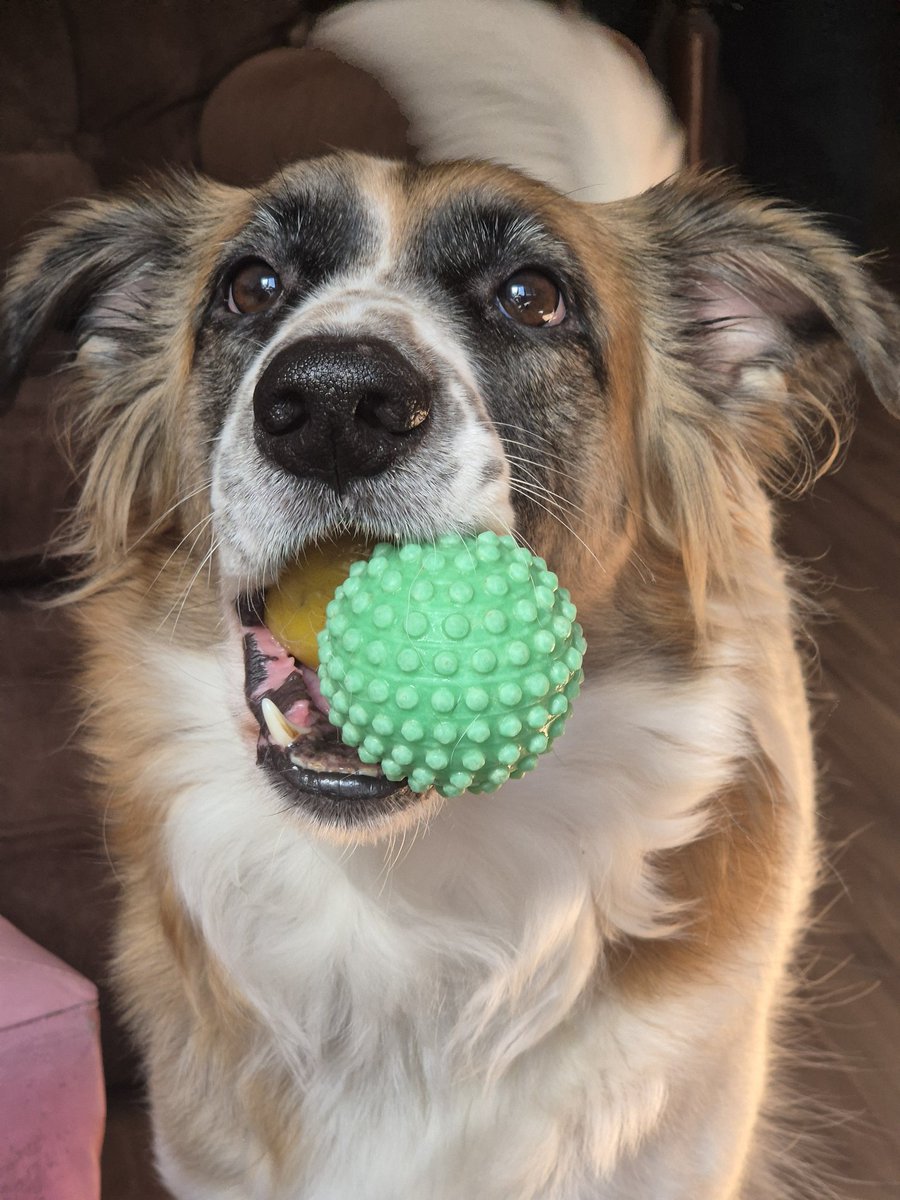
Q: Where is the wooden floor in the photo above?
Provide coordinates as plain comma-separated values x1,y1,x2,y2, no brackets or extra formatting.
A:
100,394,899,1199
778,394,900,1199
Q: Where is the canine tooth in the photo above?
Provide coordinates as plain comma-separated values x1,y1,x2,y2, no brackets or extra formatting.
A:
261,698,306,747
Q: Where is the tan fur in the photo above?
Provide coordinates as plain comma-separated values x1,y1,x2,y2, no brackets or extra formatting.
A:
607,757,790,1001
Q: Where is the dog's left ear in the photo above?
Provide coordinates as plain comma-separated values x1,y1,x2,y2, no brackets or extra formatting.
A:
625,172,900,482
2,195,153,407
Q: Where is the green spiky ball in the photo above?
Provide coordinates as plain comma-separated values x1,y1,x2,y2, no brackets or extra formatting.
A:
316,532,585,797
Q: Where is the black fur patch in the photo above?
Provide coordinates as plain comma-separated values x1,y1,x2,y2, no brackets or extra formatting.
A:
399,190,609,542
193,169,379,434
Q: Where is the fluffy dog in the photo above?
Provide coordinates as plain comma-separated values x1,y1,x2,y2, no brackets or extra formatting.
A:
2,3,898,1198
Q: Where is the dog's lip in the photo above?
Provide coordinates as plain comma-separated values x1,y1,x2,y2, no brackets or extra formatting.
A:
258,744,421,827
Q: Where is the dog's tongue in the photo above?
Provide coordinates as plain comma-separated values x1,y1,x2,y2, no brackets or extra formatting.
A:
243,624,326,731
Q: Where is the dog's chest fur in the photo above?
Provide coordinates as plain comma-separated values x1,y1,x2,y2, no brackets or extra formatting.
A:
96,512,814,1200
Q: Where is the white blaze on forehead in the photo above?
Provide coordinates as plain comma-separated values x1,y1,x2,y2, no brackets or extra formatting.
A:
210,166,515,579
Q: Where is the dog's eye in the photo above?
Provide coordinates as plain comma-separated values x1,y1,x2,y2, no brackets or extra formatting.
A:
225,260,282,315
497,270,566,327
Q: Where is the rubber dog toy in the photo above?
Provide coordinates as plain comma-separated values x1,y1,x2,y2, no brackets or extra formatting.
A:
317,532,585,797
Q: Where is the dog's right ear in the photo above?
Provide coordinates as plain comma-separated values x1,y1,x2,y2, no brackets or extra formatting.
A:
0,175,228,409
0,174,246,572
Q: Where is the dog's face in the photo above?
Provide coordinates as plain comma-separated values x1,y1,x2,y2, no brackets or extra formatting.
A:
2,153,898,839
200,157,617,582
199,159,631,830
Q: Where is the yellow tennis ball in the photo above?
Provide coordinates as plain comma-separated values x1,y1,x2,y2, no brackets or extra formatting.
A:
264,535,372,669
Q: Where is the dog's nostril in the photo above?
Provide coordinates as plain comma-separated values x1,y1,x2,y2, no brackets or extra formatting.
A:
355,390,392,432
259,394,308,436
355,390,430,435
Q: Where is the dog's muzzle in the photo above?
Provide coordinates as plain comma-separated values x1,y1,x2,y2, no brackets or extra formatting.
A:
253,336,432,490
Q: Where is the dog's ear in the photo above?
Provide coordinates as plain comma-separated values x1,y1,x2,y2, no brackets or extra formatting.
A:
0,174,241,573
585,172,899,617
0,174,232,408
622,171,900,486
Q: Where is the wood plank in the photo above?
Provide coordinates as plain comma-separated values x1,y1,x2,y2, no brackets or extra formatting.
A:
781,389,900,1197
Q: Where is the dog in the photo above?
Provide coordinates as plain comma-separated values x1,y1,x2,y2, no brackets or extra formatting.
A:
2,1,898,1197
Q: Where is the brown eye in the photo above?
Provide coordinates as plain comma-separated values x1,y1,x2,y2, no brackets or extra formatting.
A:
226,260,281,314
497,270,566,327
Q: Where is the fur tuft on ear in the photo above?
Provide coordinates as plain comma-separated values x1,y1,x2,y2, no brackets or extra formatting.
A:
3,184,166,398
648,171,900,423
0,173,242,584
592,171,900,622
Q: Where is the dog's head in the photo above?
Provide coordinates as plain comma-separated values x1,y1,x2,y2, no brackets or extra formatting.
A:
2,154,897,837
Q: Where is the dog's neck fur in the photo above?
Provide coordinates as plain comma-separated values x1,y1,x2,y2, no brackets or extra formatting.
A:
88,478,814,1200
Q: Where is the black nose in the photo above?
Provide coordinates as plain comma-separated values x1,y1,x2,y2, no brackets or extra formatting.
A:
253,336,432,488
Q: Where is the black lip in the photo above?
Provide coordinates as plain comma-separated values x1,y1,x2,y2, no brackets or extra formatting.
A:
275,761,405,803
259,746,422,828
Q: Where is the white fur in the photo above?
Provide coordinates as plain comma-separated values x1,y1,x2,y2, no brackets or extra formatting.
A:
311,0,683,201
137,509,814,1199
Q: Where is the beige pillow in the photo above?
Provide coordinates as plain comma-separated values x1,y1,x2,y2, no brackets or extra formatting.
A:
199,46,411,187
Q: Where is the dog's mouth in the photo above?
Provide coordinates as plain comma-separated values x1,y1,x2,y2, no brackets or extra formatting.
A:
238,582,422,825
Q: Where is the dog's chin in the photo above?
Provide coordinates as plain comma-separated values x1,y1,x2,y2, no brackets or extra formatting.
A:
259,745,435,838
237,587,439,838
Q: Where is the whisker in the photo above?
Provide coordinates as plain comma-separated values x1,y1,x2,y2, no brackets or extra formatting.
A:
498,436,584,474
493,421,567,452
503,447,587,488
144,512,217,601
512,479,653,585
508,482,608,578
505,462,589,516
167,536,224,640
501,441,647,528
509,476,588,524
126,480,212,554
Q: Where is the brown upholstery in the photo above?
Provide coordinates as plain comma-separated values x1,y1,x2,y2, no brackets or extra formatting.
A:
0,593,134,1082
201,47,411,186
0,371,79,563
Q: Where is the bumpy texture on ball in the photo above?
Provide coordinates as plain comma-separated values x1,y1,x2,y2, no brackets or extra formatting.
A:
317,532,586,797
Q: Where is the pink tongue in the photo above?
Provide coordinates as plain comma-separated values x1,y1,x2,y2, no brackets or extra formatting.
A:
299,665,330,715
244,624,331,720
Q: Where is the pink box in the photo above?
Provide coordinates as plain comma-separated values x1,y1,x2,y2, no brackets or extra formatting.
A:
0,915,105,1199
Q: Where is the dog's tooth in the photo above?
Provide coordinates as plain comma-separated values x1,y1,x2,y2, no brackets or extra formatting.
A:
353,763,383,778
288,749,383,778
261,697,306,747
